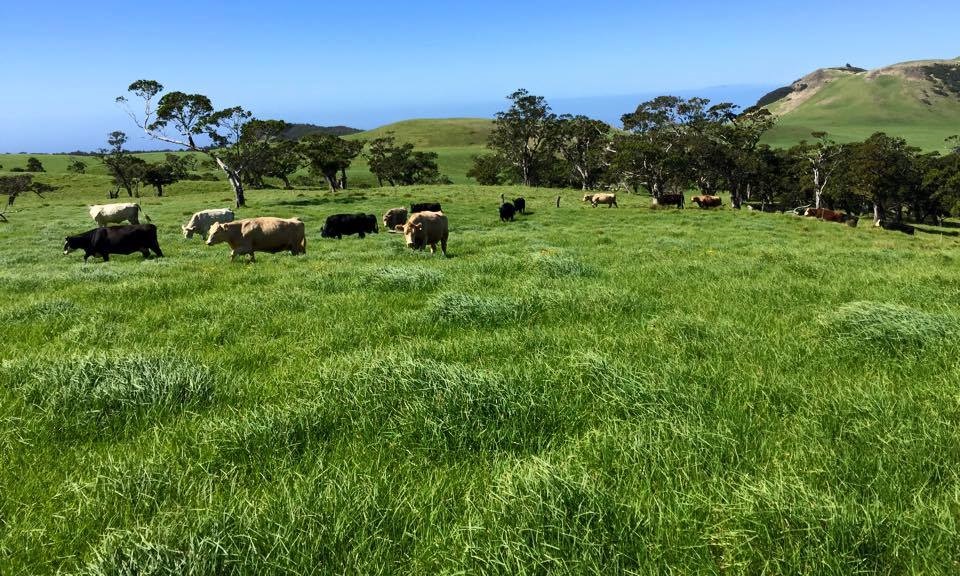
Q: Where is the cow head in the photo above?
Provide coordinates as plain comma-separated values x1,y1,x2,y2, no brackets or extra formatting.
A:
182,225,195,239
206,222,228,246
63,237,80,255
582,194,593,203
403,221,425,249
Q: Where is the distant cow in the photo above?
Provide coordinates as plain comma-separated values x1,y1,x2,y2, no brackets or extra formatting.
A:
879,221,916,235
206,217,306,262
691,195,723,209
321,213,378,239
803,207,857,224
411,202,442,214
402,211,448,255
652,194,684,208
383,207,408,232
63,224,163,262
513,197,526,214
88,203,148,227
499,202,516,222
182,208,235,239
587,193,618,208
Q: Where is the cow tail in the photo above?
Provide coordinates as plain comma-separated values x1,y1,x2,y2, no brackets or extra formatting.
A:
137,202,152,223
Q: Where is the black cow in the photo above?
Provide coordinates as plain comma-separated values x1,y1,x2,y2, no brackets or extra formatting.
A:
513,197,526,214
654,194,684,208
63,224,163,262
880,221,916,235
321,213,378,239
499,202,516,222
411,203,442,214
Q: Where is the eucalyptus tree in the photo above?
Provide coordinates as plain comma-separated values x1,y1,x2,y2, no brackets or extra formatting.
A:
555,115,610,190
488,89,558,187
117,80,253,207
298,134,364,193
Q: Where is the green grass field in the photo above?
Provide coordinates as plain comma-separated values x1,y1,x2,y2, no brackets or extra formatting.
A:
763,72,960,151
2,174,960,573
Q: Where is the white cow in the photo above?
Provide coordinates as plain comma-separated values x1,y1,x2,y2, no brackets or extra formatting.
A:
89,203,145,227
182,208,235,239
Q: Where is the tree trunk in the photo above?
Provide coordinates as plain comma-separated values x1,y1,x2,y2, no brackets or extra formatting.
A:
214,156,246,208
323,173,339,193
873,202,882,227
155,184,163,197
340,168,348,190
280,175,292,190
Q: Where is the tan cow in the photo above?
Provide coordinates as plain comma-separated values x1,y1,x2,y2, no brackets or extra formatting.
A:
402,211,448,255
206,217,306,262
383,207,408,232
588,193,618,208
89,203,147,226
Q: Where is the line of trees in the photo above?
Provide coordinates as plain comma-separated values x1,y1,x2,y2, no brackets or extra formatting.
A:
473,89,960,225
115,79,449,202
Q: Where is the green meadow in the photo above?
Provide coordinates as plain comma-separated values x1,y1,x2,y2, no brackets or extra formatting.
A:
2,171,960,573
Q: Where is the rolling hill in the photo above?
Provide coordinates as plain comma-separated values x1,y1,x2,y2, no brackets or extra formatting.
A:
346,118,493,148
761,57,960,151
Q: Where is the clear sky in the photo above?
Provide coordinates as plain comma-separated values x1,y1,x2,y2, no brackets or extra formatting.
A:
2,0,958,152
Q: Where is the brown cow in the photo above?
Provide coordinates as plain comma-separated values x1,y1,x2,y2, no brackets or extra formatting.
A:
206,217,306,262
402,211,448,255
804,207,855,224
691,195,723,209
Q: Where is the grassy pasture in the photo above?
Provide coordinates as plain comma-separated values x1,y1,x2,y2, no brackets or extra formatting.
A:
2,176,960,574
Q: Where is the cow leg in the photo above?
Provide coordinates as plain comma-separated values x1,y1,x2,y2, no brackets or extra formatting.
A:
141,249,150,259
101,253,110,262
359,232,365,239
152,244,164,258
441,237,448,256
230,250,237,262
429,243,436,254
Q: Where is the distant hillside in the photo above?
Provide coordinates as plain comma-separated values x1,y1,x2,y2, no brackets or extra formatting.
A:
346,118,493,148
281,123,362,140
761,58,960,151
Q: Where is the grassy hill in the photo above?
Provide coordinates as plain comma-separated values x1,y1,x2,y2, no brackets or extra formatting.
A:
762,58,960,151
346,118,493,148
2,176,960,572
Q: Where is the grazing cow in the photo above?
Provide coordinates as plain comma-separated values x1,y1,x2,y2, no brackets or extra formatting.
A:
383,207,408,232
588,193,618,208
803,207,857,224
411,202,442,214
321,213,378,239
513,197,526,214
652,194,684,208
402,211,448,255
499,202,516,222
63,224,163,262
206,217,306,262
182,208,235,239
582,194,594,204
691,195,723,209
880,221,916,235
88,203,147,226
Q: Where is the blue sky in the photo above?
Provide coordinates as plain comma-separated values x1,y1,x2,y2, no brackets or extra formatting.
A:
1,0,958,152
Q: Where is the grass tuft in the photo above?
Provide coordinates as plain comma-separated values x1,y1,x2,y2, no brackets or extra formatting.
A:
11,353,217,436
824,301,958,351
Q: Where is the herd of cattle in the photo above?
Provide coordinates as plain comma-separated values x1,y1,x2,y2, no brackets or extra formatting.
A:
60,191,915,263
62,201,452,262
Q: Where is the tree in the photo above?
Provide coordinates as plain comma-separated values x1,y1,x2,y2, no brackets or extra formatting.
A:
488,89,558,186
364,135,448,186
467,154,507,185
840,133,919,226
141,163,178,196
791,132,844,209
225,119,291,189
263,140,301,189
556,115,610,190
719,106,776,208
0,174,52,222
25,157,45,172
298,134,363,192
66,159,87,174
98,131,146,197
118,80,252,207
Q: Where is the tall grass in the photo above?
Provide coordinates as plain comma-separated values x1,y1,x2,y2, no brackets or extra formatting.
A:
2,181,960,573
